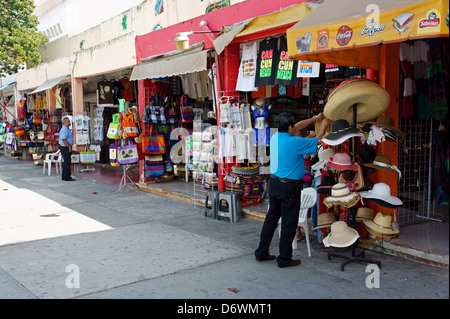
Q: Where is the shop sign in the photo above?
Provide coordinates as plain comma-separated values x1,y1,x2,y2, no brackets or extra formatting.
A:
392,12,415,35
417,9,441,34
316,28,329,49
297,61,320,78
336,25,353,46
360,23,386,36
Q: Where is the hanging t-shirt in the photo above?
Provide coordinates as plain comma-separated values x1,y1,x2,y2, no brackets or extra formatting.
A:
274,37,299,86
236,42,258,92
97,81,114,105
119,78,134,102
255,38,278,87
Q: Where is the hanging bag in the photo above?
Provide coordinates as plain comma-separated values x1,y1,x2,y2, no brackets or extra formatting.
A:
141,124,166,155
17,100,27,120
44,124,55,141
109,140,119,167
164,96,178,119
13,120,25,137
145,155,164,178
118,138,139,165
32,111,42,124
80,145,96,164
5,126,15,146
123,112,139,138
107,113,122,139
180,94,193,123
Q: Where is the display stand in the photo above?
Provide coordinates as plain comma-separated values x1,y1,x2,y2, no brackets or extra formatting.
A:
325,103,382,270
327,241,381,271
118,164,139,192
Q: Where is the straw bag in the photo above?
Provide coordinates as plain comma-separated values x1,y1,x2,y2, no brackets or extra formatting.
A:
80,145,96,164
13,121,25,137
123,112,139,138
107,113,122,139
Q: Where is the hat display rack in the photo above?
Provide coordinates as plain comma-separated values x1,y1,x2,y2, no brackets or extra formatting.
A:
318,78,396,271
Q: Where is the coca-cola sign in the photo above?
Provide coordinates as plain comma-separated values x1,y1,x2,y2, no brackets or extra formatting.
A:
336,25,353,46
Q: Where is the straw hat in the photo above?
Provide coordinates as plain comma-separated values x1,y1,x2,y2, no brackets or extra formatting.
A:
315,118,333,136
364,154,402,178
360,182,403,207
311,148,335,172
323,183,360,208
355,207,374,222
325,153,359,172
363,212,399,236
323,221,360,248
359,116,404,142
312,213,336,230
322,119,363,146
324,78,390,124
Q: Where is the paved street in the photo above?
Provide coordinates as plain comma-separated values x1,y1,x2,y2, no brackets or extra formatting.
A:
0,156,448,301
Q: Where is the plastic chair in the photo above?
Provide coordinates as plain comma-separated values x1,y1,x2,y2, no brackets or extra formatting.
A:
43,150,62,176
278,187,317,257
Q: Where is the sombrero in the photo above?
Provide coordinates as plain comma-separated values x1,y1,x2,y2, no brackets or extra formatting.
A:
322,119,363,146
358,116,404,142
312,213,336,230
355,207,374,222
323,183,360,208
359,182,403,207
363,212,399,236
364,154,402,178
324,78,390,124
323,221,360,248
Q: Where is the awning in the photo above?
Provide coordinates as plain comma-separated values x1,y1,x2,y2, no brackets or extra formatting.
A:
30,74,70,94
0,82,16,92
130,43,208,80
287,0,449,70
213,2,311,55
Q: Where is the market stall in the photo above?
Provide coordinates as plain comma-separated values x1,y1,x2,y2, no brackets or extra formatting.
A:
284,0,449,266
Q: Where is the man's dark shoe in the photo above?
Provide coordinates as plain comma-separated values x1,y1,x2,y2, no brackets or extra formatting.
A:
278,259,301,268
66,178,76,181
255,254,276,262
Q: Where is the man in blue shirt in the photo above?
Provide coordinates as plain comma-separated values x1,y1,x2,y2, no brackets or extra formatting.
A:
59,116,75,181
255,112,330,267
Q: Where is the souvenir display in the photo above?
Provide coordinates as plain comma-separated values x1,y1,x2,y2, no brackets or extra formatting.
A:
323,221,360,248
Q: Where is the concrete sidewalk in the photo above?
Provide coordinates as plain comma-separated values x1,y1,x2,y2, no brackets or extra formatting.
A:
0,156,448,300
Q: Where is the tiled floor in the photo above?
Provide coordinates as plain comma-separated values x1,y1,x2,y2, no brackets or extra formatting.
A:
75,164,449,258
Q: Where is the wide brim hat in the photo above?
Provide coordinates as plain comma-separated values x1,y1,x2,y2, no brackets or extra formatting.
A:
317,176,335,194
322,119,363,146
355,207,374,222
359,115,404,142
359,182,403,207
311,148,335,172
324,78,390,124
314,118,333,136
364,154,401,176
312,213,336,230
323,221,360,248
363,212,399,235
338,163,365,191
325,153,359,172
323,183,360,208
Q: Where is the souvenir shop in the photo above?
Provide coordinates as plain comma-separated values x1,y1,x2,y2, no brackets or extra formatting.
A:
281,0,448,266
120,43,218,194
0,76,72,165
79,68,138,167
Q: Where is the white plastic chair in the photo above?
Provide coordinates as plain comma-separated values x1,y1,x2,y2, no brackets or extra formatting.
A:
43,150,62,176
278,187,318,257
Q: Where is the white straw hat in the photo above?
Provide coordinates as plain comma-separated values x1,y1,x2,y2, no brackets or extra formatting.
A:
359,182,403,207
323,221,360,248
